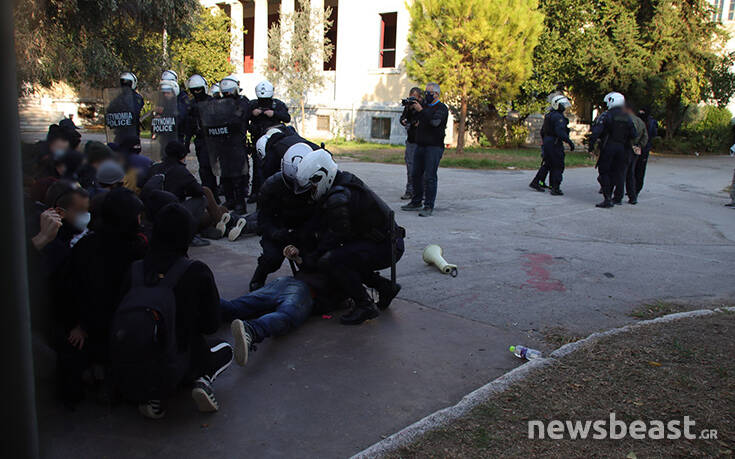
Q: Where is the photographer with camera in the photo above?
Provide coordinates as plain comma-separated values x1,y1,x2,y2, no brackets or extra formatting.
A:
399,87,423,200
400,82,448,217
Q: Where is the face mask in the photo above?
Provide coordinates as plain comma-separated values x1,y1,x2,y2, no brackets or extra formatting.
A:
424,93,434,105
52,148,66,160
72,212,91,232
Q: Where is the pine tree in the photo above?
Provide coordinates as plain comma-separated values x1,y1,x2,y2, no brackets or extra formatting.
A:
406,0,544,153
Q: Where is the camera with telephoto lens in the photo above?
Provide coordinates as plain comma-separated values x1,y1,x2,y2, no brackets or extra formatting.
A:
401,96,420,106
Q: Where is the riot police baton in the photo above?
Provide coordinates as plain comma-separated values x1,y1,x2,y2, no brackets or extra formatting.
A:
389,210,397,289
289,259,299,276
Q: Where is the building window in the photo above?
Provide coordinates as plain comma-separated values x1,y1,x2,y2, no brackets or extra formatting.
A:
379,12,397,68
729,0,735,20
714,0,725,21
243,15,255,73
317,115,330,131
324,0,338,71
371,117,391,140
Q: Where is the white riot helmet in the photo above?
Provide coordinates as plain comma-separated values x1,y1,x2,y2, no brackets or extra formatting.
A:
161,69,179,82
120,72,138,90
551,95,571,111
293,149,338,200
256,126,286,160
255,80,274,99
219,75,240,96
604,92,625,110
211,83,222,98
187,74,208,92
159,79,180,97
281,143,315,188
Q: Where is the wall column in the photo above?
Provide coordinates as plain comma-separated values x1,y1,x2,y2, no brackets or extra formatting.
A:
229,1,245,74
253,0,269,74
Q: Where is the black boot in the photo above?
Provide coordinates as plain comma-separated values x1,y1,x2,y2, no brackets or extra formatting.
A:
550,187,564,196
529,181,545,192
233,176,247,215
596,194,614,208
340,299,380,325
365,272,402,310
221,178,236,210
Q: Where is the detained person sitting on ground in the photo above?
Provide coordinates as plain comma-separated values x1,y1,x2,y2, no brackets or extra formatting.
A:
400,82,449,217
55,188,147,404
114,203,233,419
139,141,226,246
286,150,406,325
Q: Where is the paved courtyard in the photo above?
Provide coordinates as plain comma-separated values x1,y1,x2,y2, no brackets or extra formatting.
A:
34,146,735,458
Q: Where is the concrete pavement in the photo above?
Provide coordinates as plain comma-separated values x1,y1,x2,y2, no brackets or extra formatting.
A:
35,150,735,458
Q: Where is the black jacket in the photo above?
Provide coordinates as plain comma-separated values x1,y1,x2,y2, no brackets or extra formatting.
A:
400,105,419,144
141,157,204,201
415,101,449,147
262,129,319,180
258,172,317,243
248,98,291,140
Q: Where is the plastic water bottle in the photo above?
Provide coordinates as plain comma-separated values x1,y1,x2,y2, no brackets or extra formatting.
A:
509,345,542,360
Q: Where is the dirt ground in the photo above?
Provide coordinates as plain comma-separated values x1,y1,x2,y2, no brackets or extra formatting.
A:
389,310,735,458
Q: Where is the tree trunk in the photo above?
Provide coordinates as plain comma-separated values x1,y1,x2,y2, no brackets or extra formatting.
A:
457,95,468,154
300,97,305,134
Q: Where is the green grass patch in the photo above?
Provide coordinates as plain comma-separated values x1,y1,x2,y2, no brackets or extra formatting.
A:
323,140,595,170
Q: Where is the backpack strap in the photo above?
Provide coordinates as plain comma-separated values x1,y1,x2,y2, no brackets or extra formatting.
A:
160,257,195,289
130,260,145,288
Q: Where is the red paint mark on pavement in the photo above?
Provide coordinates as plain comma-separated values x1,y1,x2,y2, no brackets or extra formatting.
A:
522,253,566,292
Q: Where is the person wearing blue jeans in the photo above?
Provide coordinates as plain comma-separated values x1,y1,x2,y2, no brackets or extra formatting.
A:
400,82,449,217
221,277,314,367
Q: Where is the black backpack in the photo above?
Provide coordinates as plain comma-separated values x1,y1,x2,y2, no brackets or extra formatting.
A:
110,258,192,402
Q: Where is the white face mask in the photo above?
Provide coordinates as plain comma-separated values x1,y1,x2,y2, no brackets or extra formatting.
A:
73,212,91,232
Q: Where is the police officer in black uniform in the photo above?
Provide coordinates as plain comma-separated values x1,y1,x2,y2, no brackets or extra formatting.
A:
249,143,317,291
530,94,575,195
287,151,405,325
248,80,291,202
588,92,637,208
118,71,144,147
184,74,219,201
218,75,250,213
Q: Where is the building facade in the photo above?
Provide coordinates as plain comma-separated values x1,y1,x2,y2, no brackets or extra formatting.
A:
200,0,455,145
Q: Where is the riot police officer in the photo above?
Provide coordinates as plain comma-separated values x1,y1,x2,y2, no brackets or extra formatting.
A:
255,124,320,182
248,144,318,291
588,92,637,208
184,74,219,200
288,151,405,325
199,75,249,213
104,72,144,148
211,83,222,99
530,95,574,195
248,81,291,201
161,70,191,127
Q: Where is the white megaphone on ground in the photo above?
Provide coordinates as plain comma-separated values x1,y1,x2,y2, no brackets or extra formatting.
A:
422,244,458,277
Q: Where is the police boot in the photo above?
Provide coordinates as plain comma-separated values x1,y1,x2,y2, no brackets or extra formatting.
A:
221,178,236,210
340,299,380,325
596,193,614,208
365,272,401,311
233,176,248,215
529,181,545,192
550,187,564,196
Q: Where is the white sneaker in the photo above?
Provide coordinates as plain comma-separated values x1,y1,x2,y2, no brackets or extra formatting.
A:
138,400,166,419
228,218,247,241
231,319,253,367
215,213,231,235
191,377,219,412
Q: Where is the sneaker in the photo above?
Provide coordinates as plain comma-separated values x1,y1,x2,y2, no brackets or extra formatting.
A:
418,206,433,217
215,213,231,235
539,182,550,189
529,182,545,192
725,202,735,207
376,281,401,311
228,217,248,241
231,319,254,367
138,400,166,419
340,300,380,325
550,187,564,196
191,377,219,412
190,235,211,247
200,226,223,240
401,202,422,211
400,192,413,200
